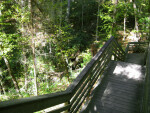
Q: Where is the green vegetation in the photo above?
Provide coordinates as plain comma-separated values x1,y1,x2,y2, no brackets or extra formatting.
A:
0,0,149,101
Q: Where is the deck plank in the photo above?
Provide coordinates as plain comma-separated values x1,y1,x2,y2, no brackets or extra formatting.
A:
125,53,146,65
80,61,145,113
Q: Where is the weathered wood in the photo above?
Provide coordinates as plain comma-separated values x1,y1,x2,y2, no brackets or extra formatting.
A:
0,36,126,113
71,36,123,112
47,104,71,113
71,60,108,112
125,53,146,65
114,38,125,54
68,37,126,112
125,43,130,54
80,61,145,113
66,36,116,93
142,43,150,113
128,42,149,44
0,91,71,113
70,58,111,111
125,42,149,54
70,76,91,105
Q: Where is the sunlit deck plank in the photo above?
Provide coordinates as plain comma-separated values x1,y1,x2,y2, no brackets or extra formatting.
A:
80,61,145,113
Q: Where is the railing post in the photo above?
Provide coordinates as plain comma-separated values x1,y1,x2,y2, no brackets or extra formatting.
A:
64,100,70,113
0,36,128,113
141,42,150,113
111,55,115,60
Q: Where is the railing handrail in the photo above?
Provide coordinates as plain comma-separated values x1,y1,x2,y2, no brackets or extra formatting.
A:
0,36,125,113
125,41,149,54
142,42,150,113
66,36,116,93
0,91,71,113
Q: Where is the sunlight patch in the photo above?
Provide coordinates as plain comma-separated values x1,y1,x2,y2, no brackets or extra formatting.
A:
113,63,142,80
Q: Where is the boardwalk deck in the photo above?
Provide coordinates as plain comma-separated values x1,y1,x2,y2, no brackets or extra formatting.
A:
0,37,148,113
125,53,146,65
80,59,145,113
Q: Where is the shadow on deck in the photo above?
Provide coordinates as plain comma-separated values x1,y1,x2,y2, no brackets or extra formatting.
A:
80,60,145,113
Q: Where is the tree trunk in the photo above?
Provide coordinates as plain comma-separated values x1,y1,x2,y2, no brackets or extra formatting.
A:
96,0,100,41
59,0,62,37
123,14,126,40
112,0,118,35
65,57,70,81
21,0,28,91
29,0,38,96
123,1,127,40
3,57,20,93
51,0,55,22
81,0,84,30
32,38,38,96
66,0,71,21
133,0,139,38
0,78,6,95
23,51,28,91
0,84,1,95
148,0,150,39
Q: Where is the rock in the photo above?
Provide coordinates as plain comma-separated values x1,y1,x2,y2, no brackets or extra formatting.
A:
126,32,140,42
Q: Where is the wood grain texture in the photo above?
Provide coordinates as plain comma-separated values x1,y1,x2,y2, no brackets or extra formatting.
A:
80,61,145,113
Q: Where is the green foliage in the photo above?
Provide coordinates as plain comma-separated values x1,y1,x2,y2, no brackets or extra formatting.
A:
81,51,92,68
99,1,114,36
0,0,150,101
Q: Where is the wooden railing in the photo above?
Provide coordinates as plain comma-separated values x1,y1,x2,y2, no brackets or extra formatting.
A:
66,36,125,113
0,36,125,113
125,42,149,54
124,41,149,113
142,42,150,113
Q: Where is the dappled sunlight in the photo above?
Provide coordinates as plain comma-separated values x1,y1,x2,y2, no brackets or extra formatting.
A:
94,105,97,111
80,61,145,113
113,63,143,80
0,0,149,112
126,31,140,42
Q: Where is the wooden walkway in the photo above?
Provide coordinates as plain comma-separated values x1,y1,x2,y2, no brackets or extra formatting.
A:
0,37,148,113
80,53,146,113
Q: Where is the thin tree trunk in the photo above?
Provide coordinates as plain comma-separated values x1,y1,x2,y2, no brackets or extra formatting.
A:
32,38,38,96
112,0,118,35
29,0,38,96
21,0,28,91
81,0,84,30
3,57,20,93
123,14,126,40
0,79,6,95
123,1,127,40
0,83,2,95
64,57,70,81
23,51,28,91
59,0,62,37
133,0,139,38
66,0,71,21
46,74,49,88
96,0,100,41
51,0,54,22
148,0,150,39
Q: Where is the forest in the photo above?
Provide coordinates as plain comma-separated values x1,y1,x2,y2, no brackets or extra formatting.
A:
0,0,150,101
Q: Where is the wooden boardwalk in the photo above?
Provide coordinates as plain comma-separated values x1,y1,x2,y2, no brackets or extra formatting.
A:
80,53,146,113
0,37,149,113
125,53,146,65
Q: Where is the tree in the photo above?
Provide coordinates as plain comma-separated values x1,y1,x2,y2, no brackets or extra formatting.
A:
28,0,38,96
133,0,139,38
0,1,21,93
66,0,71,21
